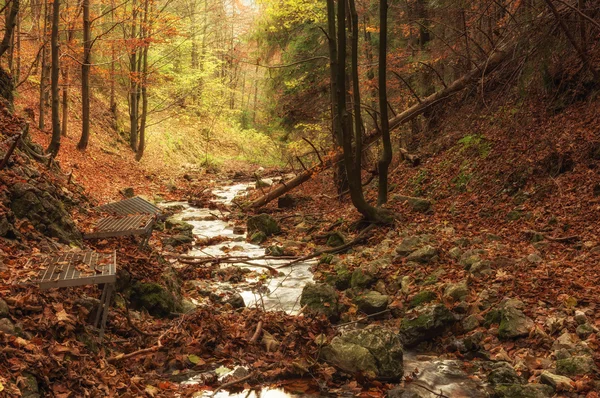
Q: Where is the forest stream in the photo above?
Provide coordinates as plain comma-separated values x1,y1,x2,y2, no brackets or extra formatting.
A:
163,183,490,398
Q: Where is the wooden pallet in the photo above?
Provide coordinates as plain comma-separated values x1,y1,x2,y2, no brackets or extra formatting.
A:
84,214,154,240
35,251,116,290
32,251,117,338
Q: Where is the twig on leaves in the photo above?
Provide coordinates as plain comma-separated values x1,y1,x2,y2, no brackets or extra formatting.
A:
107,314,186,363
211,372,256,397
412,382,449,398
249,321,263,343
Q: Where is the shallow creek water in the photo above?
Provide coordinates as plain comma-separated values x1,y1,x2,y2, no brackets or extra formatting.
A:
164,183,489,398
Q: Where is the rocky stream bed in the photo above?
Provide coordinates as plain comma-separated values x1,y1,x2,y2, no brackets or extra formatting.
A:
161,183,505,397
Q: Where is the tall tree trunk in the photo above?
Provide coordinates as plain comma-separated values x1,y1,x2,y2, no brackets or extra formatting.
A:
190,1,198,69
47,0,61,156
377,0,391,206
129,0,139,151
252,62,258,123
337,0,383,222
38,1,49,130
110,0,117,121
61,64,68,136
78,0,91,150
61,15,75,138
0,0,19,58
136,0,150,161
326,0,346,196
15,8,21,83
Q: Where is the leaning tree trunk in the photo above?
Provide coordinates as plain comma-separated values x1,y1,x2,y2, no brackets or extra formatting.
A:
46,0,61,156
78,0,91,150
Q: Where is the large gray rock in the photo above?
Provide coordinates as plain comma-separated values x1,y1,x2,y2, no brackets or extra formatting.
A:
354,291,389,315
300,283,339,319
540,371,573,392
323,326,403,380
443,280,468,302
498,299,533,340
399,304,456,347
406,245,438,264
9,182,81,243
395,235,430,257
247,214,280,236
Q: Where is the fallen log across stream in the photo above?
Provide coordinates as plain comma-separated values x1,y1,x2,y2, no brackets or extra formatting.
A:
250,42,518,209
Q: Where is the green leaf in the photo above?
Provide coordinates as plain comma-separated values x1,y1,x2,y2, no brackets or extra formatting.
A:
187,354,205,365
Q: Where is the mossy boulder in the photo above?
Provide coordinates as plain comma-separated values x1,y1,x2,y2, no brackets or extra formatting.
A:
326,231,346,247
556,356,598,376
354,291,389,314
165,217,194,232
130,282,180,317
399,304,456,347
350,265,376,289
488,362,522,385
300,283,339,320
247,214,280,236
406,245,438,263
323,326,403,380
443,280,469,302
9,182,81,244
327,265,351,290
498,300,533,340
409,290,436,308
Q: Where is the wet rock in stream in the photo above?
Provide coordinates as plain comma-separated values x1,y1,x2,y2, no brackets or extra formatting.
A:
300,283,339,320
247,213,280,236
399,304,457,347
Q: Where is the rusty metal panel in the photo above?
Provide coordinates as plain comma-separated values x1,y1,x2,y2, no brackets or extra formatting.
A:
35,251,117,290
84,214,154,239
94,196,161,216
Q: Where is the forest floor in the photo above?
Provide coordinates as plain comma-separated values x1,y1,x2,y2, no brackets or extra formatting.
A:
1,90,600,397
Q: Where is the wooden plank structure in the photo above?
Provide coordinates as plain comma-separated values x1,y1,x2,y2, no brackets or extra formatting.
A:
33,251,117,338
94,196,161,216
86,197,161,246
84,214,154,240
